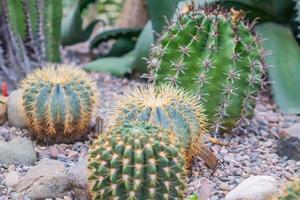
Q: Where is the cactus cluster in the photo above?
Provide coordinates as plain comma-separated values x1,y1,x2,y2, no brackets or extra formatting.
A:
148,6,265,133
273,179,300,200
112,84,207,165
0,0,62,88
20,65,99,143
88,123,187,200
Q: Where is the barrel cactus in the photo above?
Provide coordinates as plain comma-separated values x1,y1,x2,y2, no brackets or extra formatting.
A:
148,6,265,133
112,84,209,167
273,179,300,200
88,123,187,200
20,65,99,143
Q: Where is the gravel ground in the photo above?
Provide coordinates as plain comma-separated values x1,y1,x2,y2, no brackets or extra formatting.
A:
0,73,299,199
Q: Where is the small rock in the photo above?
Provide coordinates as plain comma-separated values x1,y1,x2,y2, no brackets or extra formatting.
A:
265,115,279,123
4,171,19,188
225,176,278,200
67,150,79,159
219,182,230,191
49,146,59,158
16,159,71,199
67,157,88,188
277,134,300,161
7,90,25,129
280,123,300,139
0,137,37,166
63,196,72,200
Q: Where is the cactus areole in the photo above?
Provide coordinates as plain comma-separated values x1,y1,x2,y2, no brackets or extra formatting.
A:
20,65,99,143
148,7,265,133
88,123,187,200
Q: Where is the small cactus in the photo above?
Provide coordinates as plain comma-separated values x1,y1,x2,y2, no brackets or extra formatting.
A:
273,179,300,200
112,84,207,166
20,65,99,143
148,6,265,133
88,123,187,200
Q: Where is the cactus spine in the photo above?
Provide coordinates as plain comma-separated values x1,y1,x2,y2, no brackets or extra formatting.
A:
112,84,207,166
20,65,99,143
88,123,187,200
148,6,265,133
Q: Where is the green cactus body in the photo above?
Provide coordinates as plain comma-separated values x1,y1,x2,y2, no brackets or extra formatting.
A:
148,7,265,133
112,84,207,166
275,180,300,200
88,123,186,200
20,65,99,143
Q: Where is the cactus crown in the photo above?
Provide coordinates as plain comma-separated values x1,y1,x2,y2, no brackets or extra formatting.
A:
112,84,207,166
88,123,187,200
148,6,265,133
20,65,99,143
112,84,207,146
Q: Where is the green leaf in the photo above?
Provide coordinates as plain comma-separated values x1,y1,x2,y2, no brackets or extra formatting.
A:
61,0,97,45
256,23,300,113
103,37,137,57
146,0,181,35
84,51,136,76
89,27,141,49
211,0,295,23
132,21,154,73
187,194,198,200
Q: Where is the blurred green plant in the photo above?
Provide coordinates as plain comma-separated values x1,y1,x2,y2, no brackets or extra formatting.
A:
61,0,124,45
256,23,300,113
296,0,300,37
0,0,62,88
84,0,181,75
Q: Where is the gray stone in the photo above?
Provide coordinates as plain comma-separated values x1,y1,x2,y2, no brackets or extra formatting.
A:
281,124,300,139
225,176,278,200
4,171,19,188
67,157,88,188
16,159,71,199
0,137,37,166
277,124,300,160
7,89,25,129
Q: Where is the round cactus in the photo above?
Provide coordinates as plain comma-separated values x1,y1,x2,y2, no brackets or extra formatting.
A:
112,84,207,166
271,179,300,200
20,65,99,143
148,6,265,133
88,123,187,200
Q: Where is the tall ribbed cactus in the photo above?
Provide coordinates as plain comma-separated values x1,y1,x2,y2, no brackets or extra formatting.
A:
20,65,99,143
148,6,265,133
273,179,300,200
88,123,187,200
0,0,62,88
112,84,214,168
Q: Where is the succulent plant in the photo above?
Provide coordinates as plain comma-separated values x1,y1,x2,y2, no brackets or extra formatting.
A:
88,122,187,200
273,179,300,200
20,65,99,143
147,6,265,133
112,84,212,167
